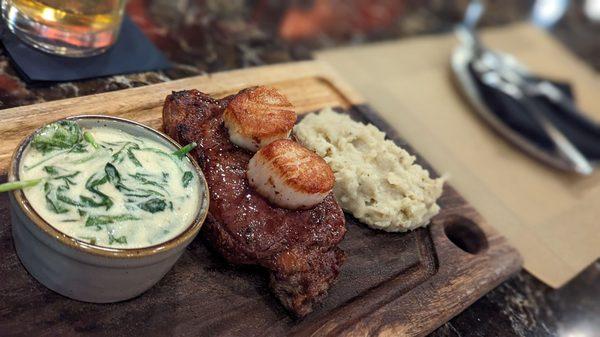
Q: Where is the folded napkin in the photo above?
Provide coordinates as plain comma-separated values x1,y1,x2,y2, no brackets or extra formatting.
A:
2,16,170,84
471,67,600,160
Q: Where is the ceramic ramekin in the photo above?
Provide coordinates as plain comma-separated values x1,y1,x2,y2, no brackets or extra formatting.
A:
8,115,209,303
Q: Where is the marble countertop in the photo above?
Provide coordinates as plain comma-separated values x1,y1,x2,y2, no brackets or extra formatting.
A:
0,1,598,336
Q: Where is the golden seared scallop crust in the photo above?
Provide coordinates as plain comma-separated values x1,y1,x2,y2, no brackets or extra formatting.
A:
256,139,335,194
223,86,297,150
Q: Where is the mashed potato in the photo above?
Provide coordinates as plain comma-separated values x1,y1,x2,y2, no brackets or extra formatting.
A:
294,108,444,232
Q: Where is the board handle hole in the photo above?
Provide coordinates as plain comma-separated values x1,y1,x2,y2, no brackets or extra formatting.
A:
444,217,488,254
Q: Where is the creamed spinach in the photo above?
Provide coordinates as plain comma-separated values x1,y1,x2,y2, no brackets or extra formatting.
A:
19,121,201,248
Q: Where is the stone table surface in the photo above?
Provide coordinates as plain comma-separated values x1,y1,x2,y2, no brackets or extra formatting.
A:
0,1,598,336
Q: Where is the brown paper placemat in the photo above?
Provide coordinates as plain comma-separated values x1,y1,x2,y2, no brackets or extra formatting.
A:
316,23,600,288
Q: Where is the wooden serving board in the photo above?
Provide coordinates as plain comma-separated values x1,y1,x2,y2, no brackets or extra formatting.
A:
0,61,521,337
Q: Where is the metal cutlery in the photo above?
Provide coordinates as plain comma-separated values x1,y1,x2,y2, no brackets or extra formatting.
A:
451,0,595,175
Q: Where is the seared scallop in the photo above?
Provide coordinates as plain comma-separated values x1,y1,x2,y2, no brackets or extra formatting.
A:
223,86,297,152
247,139,335,210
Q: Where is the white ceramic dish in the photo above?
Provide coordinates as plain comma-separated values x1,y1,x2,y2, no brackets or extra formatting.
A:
8,115,209,303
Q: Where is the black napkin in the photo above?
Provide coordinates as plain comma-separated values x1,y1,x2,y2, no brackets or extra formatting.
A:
469,64,600,160
2,16,170,84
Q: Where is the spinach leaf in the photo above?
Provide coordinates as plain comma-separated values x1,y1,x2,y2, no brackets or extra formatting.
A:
108,234,127,245
127,148,142,167
83,173,113,210
182,171,193,188
85,214,139,227
25,141,89,171
32,121,83,154
44,182,69,214
85,173,108,191
104,163,132,191
69,142,87,153
79,195,113,209
56,186,82,206
43,166,59,175
105,163,120,183
52,171,80,188
124,189,164,198
43,166,79,187
70,154,98,164
111,142,141,164
128,173,168,192
138,198,167,213
53,178,110,209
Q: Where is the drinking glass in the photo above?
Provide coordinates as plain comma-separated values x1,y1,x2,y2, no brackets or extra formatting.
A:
2,0,127,57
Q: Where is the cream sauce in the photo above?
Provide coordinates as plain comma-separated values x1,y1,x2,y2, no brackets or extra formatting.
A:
19,127,201,248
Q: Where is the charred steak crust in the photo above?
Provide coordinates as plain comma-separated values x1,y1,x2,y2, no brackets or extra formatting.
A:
163,89,346,316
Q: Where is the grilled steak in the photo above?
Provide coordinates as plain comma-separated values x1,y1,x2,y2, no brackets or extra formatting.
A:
163,89,346,316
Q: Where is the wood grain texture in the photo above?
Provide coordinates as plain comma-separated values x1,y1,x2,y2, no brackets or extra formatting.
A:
0,61,521,337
